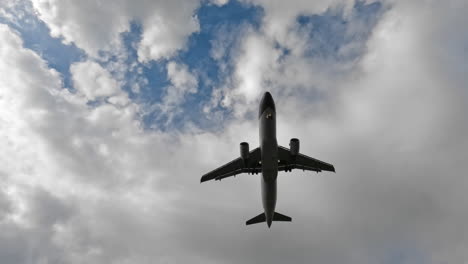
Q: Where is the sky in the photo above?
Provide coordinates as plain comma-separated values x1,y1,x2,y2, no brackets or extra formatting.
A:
0,0,467,263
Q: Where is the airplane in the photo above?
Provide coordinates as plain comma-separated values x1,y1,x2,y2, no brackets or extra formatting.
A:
200,91,335,228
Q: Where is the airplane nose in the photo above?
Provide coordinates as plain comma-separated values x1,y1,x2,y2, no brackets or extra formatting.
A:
259,91,276,118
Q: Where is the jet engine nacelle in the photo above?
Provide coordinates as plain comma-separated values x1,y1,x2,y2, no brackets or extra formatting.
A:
289,138,299,156
240,142,249,160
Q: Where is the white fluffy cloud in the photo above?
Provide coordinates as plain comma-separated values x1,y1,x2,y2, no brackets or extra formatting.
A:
70,61,123,102
31,0,201,61
136,3,200,62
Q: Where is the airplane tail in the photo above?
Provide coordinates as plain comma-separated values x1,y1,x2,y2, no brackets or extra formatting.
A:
246,212,292,225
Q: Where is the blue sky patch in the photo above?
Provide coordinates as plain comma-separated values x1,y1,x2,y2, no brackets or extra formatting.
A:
137,0,264,130
0,3,85,89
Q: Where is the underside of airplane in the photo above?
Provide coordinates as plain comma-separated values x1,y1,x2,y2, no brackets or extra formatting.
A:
201,92,335,228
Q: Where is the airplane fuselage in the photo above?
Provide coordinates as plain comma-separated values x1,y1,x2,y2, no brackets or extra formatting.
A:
259,94,278,227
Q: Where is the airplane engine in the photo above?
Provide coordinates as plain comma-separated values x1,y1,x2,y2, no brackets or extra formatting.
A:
240,142,249,160
289,138,299,156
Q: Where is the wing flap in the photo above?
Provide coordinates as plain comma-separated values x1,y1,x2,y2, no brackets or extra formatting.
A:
200,147,261,182
213,167,262,181
278,164,321,172
277,145,335,173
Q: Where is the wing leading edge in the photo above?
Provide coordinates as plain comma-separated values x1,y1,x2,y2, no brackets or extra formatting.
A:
277,146,335,173
200,147,261,183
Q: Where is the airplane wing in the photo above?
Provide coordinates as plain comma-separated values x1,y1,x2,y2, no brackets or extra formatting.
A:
277,146,335,173
200,147,262,182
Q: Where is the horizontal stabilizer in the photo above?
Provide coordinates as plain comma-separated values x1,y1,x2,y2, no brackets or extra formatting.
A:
246,212,292,225
273,212,292,222
246,213,266,225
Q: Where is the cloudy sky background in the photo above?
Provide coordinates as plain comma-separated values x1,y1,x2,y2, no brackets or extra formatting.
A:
1,0,467,263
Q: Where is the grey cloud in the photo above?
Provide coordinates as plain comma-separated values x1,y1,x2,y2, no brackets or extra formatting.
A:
0,187,76,264
26,188,74,228
0,187,12,221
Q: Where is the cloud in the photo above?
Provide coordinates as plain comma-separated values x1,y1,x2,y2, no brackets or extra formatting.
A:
241,0,354,44
0,23,174,262
0,0,26,24
162,61,198,109
136,3,200,62
70,61,123,102
31,0,201,61
209,0,230,7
